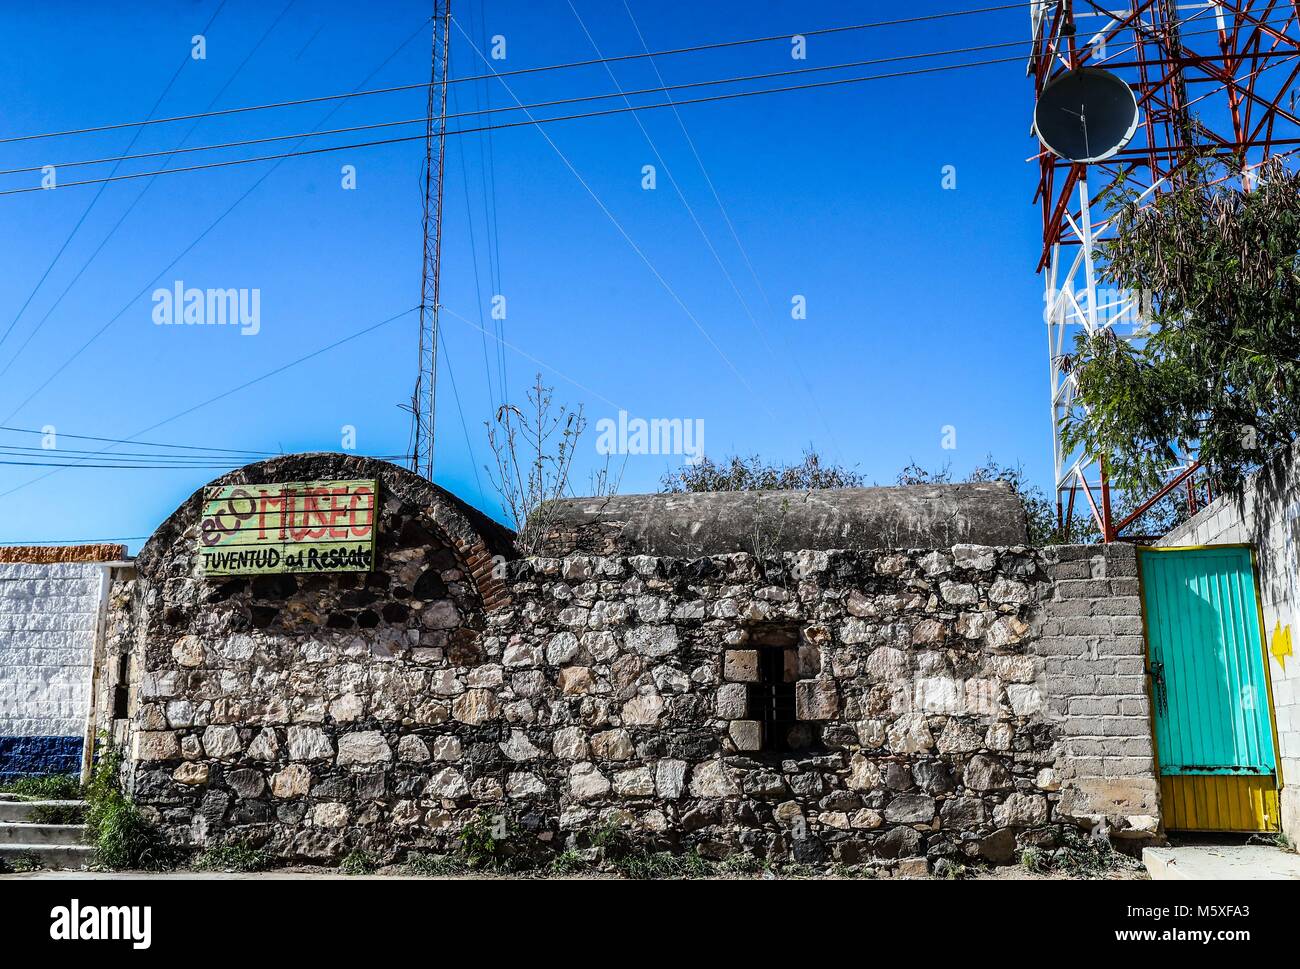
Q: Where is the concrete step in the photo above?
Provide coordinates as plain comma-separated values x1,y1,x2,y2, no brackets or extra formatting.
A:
1144,843,1300,880
0,822,87,846
0,800,84,822
0,842,95,870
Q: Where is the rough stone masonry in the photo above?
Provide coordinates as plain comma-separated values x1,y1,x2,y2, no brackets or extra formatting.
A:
101,456,1158,869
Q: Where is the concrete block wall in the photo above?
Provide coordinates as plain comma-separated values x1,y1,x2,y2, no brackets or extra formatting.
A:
1159,441,1300,840
0,562,106,778
1033,544,1159,835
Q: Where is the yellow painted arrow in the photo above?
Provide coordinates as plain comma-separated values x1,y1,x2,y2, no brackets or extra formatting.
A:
1272,622,1293,670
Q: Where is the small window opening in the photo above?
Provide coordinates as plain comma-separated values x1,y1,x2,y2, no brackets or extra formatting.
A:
752,647,798,751
747,624,820,753
112,653,130,720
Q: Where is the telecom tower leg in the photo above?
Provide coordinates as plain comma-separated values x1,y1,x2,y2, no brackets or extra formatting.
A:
412,2,452,481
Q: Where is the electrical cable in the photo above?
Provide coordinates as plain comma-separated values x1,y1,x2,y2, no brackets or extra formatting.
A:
16,23,1268,179
0,54,1032,197
619,0,845,460
0,536,148,546
0,0,229,357
7,15,1288,199
0,3,1029,146
7,17,1291,196
0,424,277,455
0,0,295,384
453,16,773,418
0,305,419,500
0,17,434,423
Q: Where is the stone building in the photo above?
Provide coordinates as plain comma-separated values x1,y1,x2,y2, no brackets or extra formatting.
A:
82,453,1160,869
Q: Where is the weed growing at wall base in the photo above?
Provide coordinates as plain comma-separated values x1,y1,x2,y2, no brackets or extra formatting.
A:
339,850,378,875
84,742,173,871
191,843,274,873
1019,826,1142,878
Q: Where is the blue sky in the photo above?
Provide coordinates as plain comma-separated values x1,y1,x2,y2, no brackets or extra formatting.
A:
0,0,1048,549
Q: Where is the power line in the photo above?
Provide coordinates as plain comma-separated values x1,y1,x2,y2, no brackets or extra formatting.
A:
0,447,263,464
435,324,485,500
0,440,409,464
0,3,1027,147
7,17,1279,196
0,459,245,469
567,0,817,447
619,0,844,460
0,1,294,385
0,54,1030,198
473,0,508,411
0,306,419,499
0,0,229,359
0,17,434,423
438,304,625,411
1,33,1093,179
452,17,773,417
0,424,277,455
0,454,409,469
450,80,501,418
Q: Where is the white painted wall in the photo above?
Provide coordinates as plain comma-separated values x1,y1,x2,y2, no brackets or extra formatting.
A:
1159,441,1300,837
0,562,104,772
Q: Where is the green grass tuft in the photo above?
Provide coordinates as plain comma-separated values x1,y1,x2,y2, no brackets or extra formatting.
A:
546,850,589,876
717,853,764,877
0,773,82,800
339,850,378,875
192,843,274,873
612,848,712,880
403,852,467,877
1020,846,1047,873
1019,827,1141,878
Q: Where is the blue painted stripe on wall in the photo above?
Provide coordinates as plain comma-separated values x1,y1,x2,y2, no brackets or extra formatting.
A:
0,735,83,779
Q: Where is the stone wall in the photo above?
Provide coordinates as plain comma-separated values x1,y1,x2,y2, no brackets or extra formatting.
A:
0,561,108,778
111,462,1157,869
1158,440,1300,840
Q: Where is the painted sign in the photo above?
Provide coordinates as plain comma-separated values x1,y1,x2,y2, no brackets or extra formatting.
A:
199,480,378,576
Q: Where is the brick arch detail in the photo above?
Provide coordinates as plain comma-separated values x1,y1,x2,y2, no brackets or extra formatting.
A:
135,453,516,614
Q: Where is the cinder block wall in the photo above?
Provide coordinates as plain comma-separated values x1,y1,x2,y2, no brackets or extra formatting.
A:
1034,544,1158,833
0,562,106,778
1158,441,1300,840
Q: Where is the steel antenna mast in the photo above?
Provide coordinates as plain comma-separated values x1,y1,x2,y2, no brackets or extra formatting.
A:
411,2,452,480
1029,0,1300,541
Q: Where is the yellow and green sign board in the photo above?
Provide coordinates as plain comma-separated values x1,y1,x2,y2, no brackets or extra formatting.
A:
198,480,378,576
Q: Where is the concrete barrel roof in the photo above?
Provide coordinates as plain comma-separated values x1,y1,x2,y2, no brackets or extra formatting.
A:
534,482,1029,557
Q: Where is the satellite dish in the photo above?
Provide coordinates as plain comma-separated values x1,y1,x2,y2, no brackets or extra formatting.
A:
1034,68,1140,163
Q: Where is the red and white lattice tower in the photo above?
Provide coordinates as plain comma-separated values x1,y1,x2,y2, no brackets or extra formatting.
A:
1030,0,1300,539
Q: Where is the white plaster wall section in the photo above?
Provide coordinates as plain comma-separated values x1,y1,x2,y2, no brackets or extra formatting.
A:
0,562,105,776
